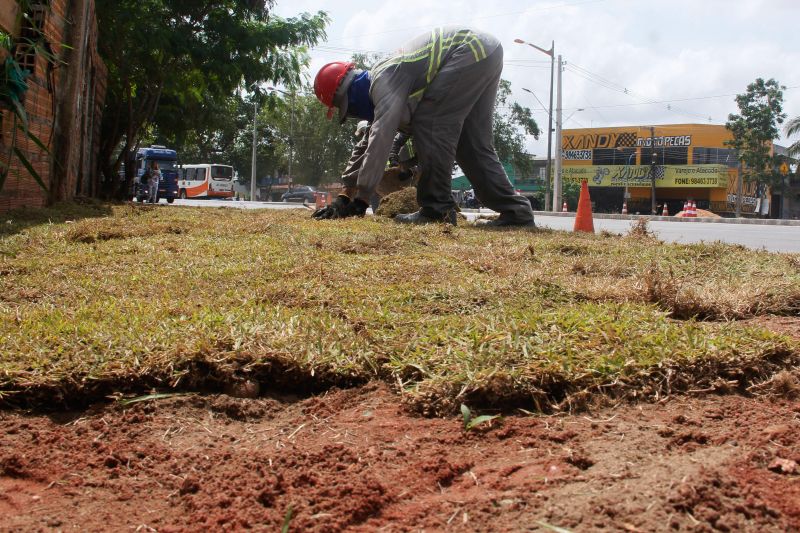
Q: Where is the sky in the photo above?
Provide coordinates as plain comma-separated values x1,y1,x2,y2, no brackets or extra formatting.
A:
274,0,800,158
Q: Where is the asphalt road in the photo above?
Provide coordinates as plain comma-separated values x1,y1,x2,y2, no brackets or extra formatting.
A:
169,199,800,254
529,215,800,253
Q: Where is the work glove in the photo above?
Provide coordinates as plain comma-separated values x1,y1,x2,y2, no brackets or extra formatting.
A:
311,195,369,220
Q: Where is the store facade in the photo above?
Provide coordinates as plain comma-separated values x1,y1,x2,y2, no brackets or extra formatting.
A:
560,124,768,216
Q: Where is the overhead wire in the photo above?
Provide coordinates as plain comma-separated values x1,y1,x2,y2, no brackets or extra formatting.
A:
566,62,717,122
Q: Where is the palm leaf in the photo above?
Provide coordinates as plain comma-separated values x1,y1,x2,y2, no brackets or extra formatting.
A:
16,121,49,153
12,146,48,191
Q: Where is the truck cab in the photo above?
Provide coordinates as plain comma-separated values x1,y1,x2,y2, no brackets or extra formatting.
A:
133,145,179,203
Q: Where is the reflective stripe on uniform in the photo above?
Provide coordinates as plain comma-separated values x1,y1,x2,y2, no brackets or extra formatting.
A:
371,28,491,108
373,29,488,80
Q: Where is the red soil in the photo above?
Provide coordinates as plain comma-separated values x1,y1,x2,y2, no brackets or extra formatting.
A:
1,384,798,532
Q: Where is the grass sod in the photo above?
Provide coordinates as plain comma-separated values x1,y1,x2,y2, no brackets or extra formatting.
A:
0,203,798,412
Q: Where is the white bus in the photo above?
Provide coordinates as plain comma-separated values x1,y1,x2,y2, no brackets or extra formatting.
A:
177,164,235,199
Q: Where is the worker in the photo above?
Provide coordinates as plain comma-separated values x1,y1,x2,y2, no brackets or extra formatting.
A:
311,26,535,226
315,123,418,217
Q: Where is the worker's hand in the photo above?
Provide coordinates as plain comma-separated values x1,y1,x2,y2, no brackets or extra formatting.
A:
311,195,369,219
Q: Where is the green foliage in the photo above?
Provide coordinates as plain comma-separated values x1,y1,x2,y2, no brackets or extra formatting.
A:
281,505,293,533
94,0,329,197
351,52,384,70
785,115,800,159
493,79,540,179
725,78,787,190
270,91,356,186
460,404,500,431
0,1,61,194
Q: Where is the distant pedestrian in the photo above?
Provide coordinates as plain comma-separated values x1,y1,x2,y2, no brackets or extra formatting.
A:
148,162,161,203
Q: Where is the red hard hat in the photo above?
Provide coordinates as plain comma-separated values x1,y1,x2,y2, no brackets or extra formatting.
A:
314,61,356,122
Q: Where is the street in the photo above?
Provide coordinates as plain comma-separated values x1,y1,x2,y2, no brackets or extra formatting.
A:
531,214,800,254
170,199,800,253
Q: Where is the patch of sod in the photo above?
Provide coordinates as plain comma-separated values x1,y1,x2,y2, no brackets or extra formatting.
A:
0,204,798,412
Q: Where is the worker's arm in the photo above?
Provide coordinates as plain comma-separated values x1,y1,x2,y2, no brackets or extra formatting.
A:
388,132,411,167
339,126,370,197
353,76,412,203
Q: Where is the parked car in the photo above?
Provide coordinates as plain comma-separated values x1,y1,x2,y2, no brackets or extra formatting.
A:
281,185,317,203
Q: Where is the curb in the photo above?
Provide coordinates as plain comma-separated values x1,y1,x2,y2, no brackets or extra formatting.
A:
463,209,800,227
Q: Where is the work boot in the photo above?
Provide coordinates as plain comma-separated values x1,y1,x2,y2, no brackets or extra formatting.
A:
477,214,536,228
395,209,457,225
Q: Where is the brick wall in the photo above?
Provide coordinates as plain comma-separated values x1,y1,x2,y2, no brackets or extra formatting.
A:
0,0,106,212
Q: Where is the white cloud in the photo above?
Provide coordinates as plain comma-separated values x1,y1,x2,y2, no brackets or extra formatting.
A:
275,0,800,153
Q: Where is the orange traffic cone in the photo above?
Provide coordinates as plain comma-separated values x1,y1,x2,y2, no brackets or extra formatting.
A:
689,200,697,218
621,201,628,215
573,180,595,233
662,203,669,216
561,201,568,213
682,201,688,216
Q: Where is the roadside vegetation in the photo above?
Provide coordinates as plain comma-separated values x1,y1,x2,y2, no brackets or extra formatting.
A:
1,203,798,413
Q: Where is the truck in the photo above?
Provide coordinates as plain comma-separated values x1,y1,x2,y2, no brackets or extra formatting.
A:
130,145,179,203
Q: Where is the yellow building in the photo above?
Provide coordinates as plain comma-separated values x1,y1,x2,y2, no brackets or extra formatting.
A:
560,124,765,215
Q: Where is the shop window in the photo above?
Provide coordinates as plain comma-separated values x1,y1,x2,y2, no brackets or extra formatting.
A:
692,147,737,167
643,147,688,165
592,148,636,165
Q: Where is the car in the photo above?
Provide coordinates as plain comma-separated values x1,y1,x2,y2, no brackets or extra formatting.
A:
281,185,317,203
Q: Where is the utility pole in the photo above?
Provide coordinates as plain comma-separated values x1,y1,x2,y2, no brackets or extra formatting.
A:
514,39,554,211
552,54,563,212
649,126,657,215
545,42,554,212
250,96,258,202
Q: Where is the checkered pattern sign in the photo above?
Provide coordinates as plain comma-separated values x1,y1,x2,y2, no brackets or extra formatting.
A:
614,132,637,148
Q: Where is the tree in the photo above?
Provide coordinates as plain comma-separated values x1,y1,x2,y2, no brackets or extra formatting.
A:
94,0,328,198
493,79,540,179
725,78,787,191
785,115,800,158
267,91,355,186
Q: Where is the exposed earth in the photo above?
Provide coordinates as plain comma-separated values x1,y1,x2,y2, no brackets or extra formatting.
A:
1,319,798,532
0,379,798,532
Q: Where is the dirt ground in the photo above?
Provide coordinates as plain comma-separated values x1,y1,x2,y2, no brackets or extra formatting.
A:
0,380,798,532
1,317,798,532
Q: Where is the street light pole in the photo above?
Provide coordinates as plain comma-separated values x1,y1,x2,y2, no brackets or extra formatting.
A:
553,54,563,213
564,108,584,124
250,90,258,202
515,38,554,212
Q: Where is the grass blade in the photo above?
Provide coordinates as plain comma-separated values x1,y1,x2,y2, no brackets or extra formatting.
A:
118,392,188,406
281,505,293,533
536,521,573,533
466,414,500,431
460,403,471,430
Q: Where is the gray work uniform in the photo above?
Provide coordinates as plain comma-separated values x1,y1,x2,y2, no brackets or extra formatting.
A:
349,26,534,223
